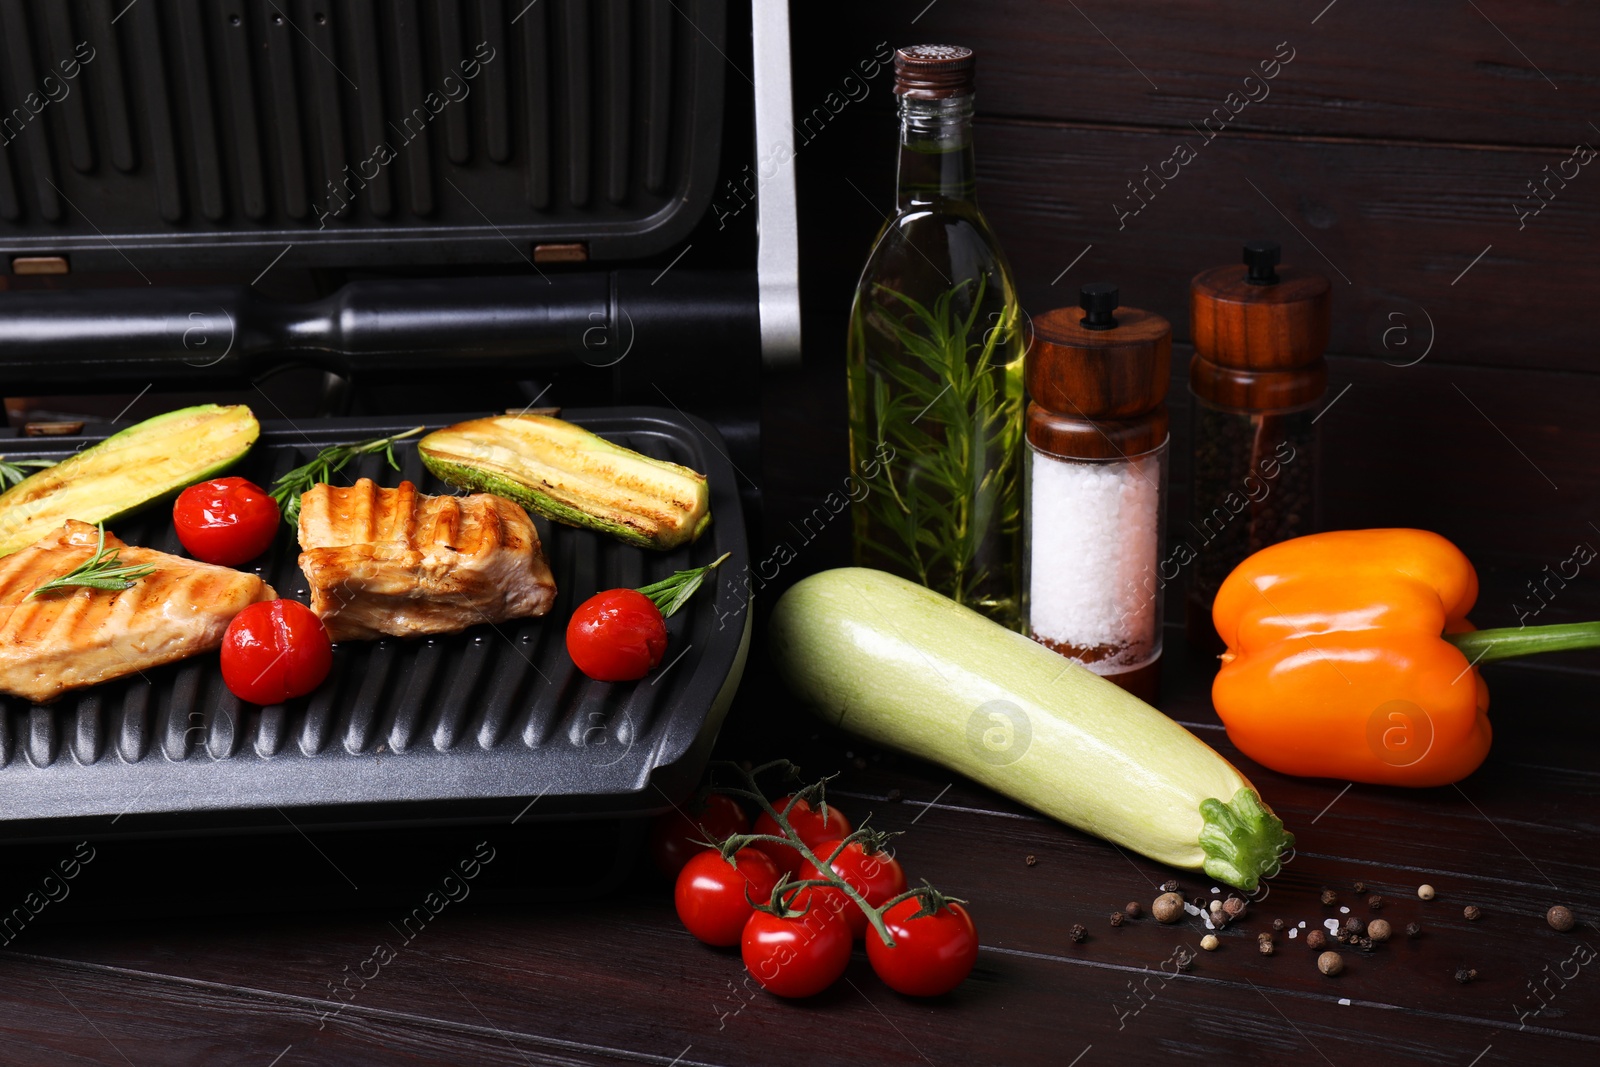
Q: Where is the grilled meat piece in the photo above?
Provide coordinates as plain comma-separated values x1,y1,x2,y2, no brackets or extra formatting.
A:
0,520,277,703
298,479,557,641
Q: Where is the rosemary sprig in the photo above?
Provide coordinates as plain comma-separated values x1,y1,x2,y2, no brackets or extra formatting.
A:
636,552,730,618
0,455,57,490
28,522,155,599
270,427,425,524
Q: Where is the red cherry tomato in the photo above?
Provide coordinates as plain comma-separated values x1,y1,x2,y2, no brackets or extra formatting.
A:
566,588,668,681
172,477,281,566
220,600,334,705
799,840,908,939
741,891,853,998
867,897,979,997
674,848,781,947
751,796,852,876
649,793,750,880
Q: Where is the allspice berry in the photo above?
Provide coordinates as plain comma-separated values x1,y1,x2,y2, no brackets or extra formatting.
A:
1367,919,1392,942
1305,930,1327,951
1318,951,1344,976
1548,906,1576,932
1124,901,1143,920
1153,892,1185,923
1221,897,1247,919
1463,905,1482,921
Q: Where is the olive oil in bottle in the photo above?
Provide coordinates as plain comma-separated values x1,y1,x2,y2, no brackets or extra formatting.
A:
846,44,1025,628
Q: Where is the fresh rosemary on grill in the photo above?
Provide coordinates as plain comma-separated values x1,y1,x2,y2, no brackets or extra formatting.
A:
0,455,57,490
28,522,156,599
270,427,425,523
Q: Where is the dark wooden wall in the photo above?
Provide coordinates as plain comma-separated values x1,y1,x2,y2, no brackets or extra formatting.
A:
767,0,1600,664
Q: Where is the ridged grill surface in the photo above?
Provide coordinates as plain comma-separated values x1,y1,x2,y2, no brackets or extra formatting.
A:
0,408,749,831
0,0,725,267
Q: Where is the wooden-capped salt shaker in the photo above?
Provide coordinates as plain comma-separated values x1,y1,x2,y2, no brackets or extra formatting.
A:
1024,283,1170,703
1186,242,1330,655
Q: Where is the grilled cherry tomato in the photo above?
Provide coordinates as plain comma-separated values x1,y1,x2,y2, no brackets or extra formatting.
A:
172,477,281,566
867,898,979,997
220,600,334,704
742,891,853,998
751,796,852,876
799,839,908,939
674,847,781,947
566,588,668,681
649,793,750,879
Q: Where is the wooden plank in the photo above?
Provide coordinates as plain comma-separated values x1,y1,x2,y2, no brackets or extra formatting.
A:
797,0,1599,147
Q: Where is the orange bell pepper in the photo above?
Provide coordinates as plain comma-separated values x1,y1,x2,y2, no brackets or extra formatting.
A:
1211,528,1600,787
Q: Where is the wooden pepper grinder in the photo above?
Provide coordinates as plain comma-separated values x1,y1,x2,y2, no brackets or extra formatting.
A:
1024,283,1171,704
1186,241,1330,655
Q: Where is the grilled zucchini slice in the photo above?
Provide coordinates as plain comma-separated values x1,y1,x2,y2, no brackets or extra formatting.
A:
418,415,711,550
0,404,259,557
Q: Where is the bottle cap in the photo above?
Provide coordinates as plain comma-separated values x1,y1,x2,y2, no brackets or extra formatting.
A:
1025,285,1171,460
894,45,975,99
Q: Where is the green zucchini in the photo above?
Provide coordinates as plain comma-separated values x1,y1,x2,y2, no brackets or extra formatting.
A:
418,414,711,550
768,568,1294,890
0,404,259,557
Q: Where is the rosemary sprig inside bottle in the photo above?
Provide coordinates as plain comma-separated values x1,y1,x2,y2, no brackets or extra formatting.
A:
28,523,155,600
637,552,731,618
0,455,57,490
270,427,425,524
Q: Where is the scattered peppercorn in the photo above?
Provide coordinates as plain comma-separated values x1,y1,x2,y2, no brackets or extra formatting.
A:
1259,940,1275,956
1175,948,1194,972
1548,906,1576,932
1222,897,1247,919
1353,881,1366,893
1367,919,1392,942
1272,918,1286,932
1454,967,1478,985
1070,923,1087,943
1405,922,1422,939
1344,917,1366,937
1111,911,1125,927
1352,936,1375,952
1160,879,1180,893
1321,889,1339,906
1201,934,1219,951
1306,930,1327,950
1025,854,1037,867
1418,884,1435,901
1463,905,1482,921
1258,931,1274,943
1152,893,1184,924
1334,929,1350,944
1318,951,1344,976
887,788,902,802
1367,894,1384,911
1124,901,1143,919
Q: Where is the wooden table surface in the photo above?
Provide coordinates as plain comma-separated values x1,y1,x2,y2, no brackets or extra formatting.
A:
1,642,1594,1067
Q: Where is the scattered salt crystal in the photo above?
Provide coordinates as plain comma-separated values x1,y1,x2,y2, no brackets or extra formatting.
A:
1338,998,1351,1006
1324,919,1340,934
1211,887,1220,894
1298,921,1306,929
1288,928,1298,939
1339,906,1350,914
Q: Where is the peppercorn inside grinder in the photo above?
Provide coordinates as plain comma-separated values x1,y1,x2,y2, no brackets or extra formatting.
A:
1187,241,1330,655
1024,284,1170,703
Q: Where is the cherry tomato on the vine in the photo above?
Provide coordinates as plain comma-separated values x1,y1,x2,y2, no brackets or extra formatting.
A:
799,839,908,939
751,796,852,876
172,477,281,566
867,897,979,997
648,793,749,879
220,599,334,705
674,848,780,947
741,891,853,998
566,588,668,681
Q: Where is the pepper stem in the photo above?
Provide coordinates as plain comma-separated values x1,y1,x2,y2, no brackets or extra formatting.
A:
1445,621,1600,666
1197,788,1295,892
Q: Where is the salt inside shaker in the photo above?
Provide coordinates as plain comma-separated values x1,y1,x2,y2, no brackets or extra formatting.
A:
1024,284,1170,703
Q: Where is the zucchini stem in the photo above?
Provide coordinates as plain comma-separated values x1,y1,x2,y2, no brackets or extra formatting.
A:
1445,621,1600,666
1197,788,1295,892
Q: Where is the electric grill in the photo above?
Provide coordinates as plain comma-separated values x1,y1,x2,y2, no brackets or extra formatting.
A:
0,0,799,859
